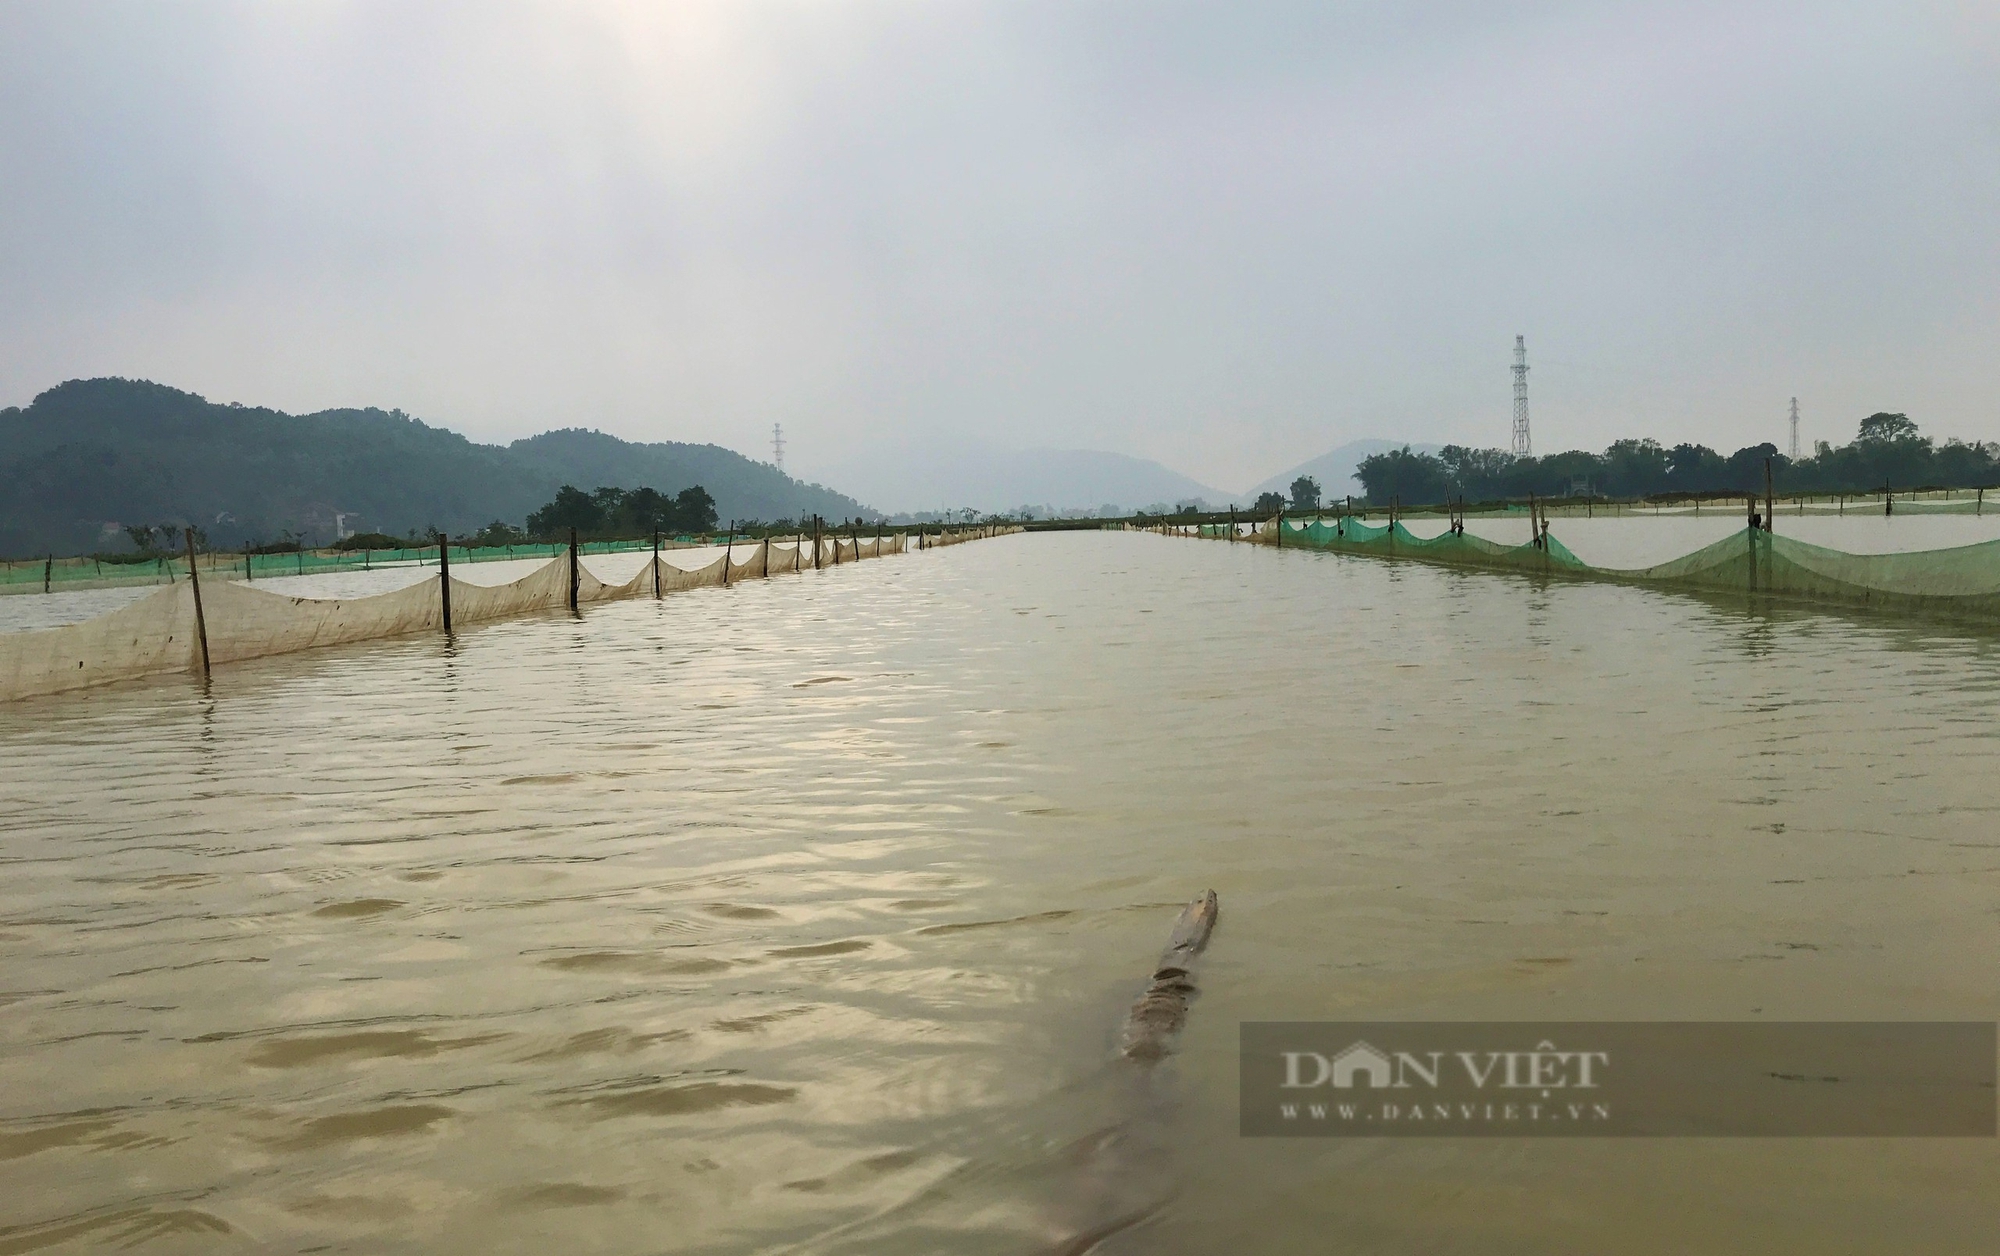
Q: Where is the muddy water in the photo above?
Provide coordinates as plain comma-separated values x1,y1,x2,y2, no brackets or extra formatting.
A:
2,532,1997,1254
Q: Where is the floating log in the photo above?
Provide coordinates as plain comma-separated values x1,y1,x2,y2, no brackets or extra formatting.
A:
1119,890,1218,1062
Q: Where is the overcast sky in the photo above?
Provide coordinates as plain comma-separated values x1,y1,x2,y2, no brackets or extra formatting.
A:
3,1,1996,492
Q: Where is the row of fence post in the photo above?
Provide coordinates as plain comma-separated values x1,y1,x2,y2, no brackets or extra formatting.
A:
40,524,984,680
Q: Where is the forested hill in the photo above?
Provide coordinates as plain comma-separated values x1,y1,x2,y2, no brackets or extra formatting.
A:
0,378,871,556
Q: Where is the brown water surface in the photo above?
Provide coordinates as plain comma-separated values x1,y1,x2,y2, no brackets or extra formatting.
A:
2,532,1997,1253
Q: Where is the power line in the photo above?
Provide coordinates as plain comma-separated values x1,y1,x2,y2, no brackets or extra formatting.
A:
1511,335,1531,457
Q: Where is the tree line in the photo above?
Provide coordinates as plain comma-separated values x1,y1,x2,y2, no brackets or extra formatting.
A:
1343,413,1998,509
505,484,721,542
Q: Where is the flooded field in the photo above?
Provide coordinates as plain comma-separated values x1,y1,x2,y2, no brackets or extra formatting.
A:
3,530,1997,1253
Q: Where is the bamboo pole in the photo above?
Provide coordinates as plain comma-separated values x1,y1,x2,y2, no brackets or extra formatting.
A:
184,529,210,676
1748,502,1759,590
1764,458,1775,534
43,553,52,594
437,534,453,633
568,528,580,612
653,529,662,598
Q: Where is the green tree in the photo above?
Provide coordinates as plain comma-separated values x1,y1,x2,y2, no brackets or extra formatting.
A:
1437,445,1517,496
1289,475,1321,511
526,485,604,537
1355,447,1451,506
673,486,718,531
1724,443,1784,492
616,487,672,533
1600,439,1669,498
1665,444,1726,493
471,520,525,546
1857,412,1918,442
1252,491,1285,515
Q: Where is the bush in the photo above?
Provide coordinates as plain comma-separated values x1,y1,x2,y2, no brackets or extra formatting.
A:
332,532,406,551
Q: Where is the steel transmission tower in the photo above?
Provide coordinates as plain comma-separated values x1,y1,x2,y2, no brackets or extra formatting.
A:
772,422,786,473
1511,335,1532,456
1788,398,1800,461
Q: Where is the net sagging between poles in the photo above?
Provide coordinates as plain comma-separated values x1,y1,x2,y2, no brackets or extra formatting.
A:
0,529,1012,703
1215,515,2000,621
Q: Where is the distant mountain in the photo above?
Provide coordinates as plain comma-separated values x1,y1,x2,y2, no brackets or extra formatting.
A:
1247,439,1445,502
815,443,1233,516
0,378,870,556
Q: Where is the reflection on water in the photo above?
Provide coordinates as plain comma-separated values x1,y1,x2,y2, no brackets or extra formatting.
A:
2,533,1998,1253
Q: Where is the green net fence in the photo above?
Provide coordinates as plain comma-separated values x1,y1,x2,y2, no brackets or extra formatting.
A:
1190,515,2000,622
0,526,1017,702
0,538,701,594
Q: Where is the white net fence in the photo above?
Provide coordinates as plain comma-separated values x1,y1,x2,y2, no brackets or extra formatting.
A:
1,528,1015,703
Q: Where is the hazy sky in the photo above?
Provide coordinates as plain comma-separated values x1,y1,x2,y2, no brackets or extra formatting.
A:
3,1,1996,492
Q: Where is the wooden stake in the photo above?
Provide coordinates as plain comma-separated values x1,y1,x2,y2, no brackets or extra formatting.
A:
568,528,580,612
43,553,52,594
652,529,662,598
1764,458,1775,534
723,523,733,584
437,533,453,633
184,529,210,676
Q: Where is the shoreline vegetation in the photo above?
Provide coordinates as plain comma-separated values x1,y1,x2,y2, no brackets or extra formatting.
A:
1350,413,1995,507
0,378,871,558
